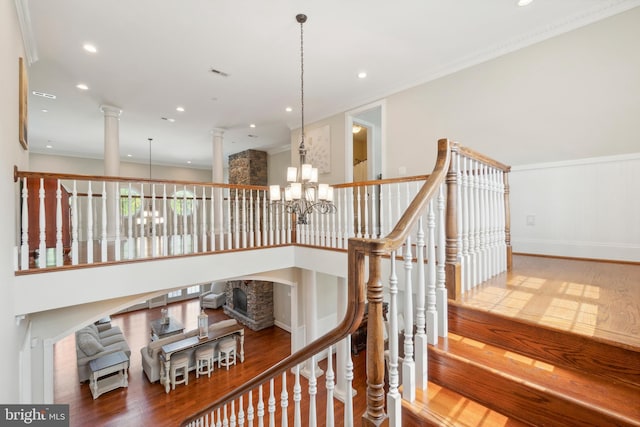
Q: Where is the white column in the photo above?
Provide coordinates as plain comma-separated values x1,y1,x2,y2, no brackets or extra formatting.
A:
334,276,356,402
100,105,122,243
212,128,225,182
301,269,323,378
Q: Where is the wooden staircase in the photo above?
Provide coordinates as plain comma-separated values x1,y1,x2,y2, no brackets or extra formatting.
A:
402,302,640,426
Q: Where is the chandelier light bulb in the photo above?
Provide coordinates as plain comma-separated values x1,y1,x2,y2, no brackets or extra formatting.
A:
287,167,298,182
301,164,313,181
269,185,281,201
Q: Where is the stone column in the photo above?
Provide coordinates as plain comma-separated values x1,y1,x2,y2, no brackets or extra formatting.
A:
100,105,122,240
212,128,224,182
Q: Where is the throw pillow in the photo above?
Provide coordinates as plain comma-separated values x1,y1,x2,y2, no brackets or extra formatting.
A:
77,333,104,357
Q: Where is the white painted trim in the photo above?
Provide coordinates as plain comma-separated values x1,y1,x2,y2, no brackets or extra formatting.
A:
273,319,292,333
43,338,54,404
14,0,38,64
513,238,640,262
344,99,387,182
512,152,640,171
19,321,32,403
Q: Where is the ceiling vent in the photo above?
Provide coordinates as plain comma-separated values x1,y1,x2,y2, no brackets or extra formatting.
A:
209,67,229,77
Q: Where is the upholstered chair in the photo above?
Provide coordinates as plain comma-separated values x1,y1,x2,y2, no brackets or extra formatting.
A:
200,282,226,309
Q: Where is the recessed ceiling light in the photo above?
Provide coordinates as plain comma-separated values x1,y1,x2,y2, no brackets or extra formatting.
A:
32,91,56,99
357,72,367,79
187,160,192,164
517,0,533,6
127,154,132,157
250,124,256,128
161,117,175,122
285,107,293,112
41,109,48,113
76,83,89,90
176,106,185,112
83,43,97,53
45,144,53,149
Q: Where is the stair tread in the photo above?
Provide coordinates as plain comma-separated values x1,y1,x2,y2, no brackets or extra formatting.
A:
402,382,530,427
432,332,640,422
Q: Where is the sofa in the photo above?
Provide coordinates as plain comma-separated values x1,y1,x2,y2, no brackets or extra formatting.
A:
75,322,131,382
140,318,239,383
200,282,227,309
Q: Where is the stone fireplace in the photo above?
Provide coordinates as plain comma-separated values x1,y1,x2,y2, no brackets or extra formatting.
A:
223,280,274,331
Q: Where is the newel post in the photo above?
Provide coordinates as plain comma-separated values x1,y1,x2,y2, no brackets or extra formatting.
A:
362,249,388,427
445,144,462,300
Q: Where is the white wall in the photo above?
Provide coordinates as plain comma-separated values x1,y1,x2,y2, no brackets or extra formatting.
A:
511,153,640,262
268,149,291,187
1,1,30,404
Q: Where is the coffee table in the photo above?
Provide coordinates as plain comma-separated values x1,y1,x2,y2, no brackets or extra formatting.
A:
150,317,184,341
89,350,129,399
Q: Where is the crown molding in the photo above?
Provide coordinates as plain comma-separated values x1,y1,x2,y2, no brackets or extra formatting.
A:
14,0,38,65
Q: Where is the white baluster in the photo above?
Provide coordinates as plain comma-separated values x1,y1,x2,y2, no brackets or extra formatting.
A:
308,356,317,427
138,184,145,257
402,236,415,402
223,404,229,427
230,401,236,427
217,407,222,427
414,217,428,390
249,190,255,248
254,191,261,247
436,183,448,338
151,183,157,256
71,181,79,265
274,200,280,245
126,183,133,259
99,181,107,262
37,178,46,268
220,188,226,250
242,189,247,248
247,390,255,427
344,336,354,427
257,384,265,427
233,189,240,249
467,158,476,289
280,373,288,427
114,182,121,261
86,183,94,264
57,180,65,266
199,187,206,252
268,379,276,427
364,184,370,238
337,188,344,248
293,365,301,427
181,186,188,254
210,187,216,251
426,200,437,346
192,185,198,253
238,396,245,427
325,346,335,427
387,250,401,426
20,178,29,270
227,189,233,249
268,198,274,246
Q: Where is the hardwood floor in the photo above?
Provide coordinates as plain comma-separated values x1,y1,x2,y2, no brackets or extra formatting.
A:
459,254,640,349
53,255,640,426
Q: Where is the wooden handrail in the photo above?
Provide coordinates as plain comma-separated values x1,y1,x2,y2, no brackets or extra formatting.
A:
332,174,429,188
456,145,511,172
181,139,453,426
13,166,269,191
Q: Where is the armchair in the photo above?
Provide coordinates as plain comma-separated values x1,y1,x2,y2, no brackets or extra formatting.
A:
200,282,227,309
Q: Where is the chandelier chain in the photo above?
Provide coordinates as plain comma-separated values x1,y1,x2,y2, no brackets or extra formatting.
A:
299,16,305,151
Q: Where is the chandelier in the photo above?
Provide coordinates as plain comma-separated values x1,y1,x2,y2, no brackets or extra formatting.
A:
269,14,336,225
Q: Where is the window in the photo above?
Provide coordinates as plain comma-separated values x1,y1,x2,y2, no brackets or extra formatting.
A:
186,285,201,295
170,189,196,216
120,187,142,216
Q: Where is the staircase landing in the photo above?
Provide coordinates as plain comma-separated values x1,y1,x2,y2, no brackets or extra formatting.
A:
404,255,640,426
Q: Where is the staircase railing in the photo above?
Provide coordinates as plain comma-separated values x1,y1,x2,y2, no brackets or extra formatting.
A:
13,168,429,272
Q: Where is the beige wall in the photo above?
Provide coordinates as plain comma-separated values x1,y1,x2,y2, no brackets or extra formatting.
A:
29,153,212,182
384,7,640,176
1,1,30,404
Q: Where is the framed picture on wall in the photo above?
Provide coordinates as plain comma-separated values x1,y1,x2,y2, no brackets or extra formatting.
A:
19,57,28,150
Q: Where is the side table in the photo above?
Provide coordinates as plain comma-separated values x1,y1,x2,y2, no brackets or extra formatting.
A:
88,351,129,399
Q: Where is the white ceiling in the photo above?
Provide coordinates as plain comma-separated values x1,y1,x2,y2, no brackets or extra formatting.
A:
22,0,640,170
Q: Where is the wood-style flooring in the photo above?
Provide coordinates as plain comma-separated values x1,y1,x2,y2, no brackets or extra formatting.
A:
53,255,640,426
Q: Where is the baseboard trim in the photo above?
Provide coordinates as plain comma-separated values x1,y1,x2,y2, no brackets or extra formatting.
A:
513,252,640,266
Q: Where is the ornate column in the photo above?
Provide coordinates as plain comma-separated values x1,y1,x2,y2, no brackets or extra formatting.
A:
100,105,122,241
212,128,225,182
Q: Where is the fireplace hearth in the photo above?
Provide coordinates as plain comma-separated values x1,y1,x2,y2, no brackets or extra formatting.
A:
223,280,274,331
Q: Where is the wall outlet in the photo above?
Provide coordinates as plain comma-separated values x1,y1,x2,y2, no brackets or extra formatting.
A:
526,214,536,226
